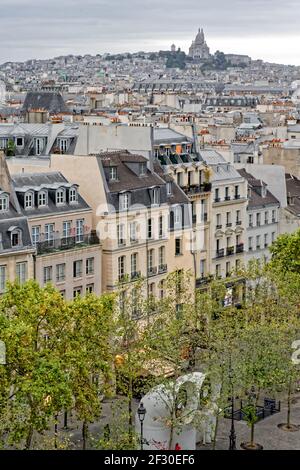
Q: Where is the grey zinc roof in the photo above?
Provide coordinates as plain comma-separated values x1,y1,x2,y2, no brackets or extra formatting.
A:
0,217,33,253
153,128,192,144
238,169,279,209
22,92,69,114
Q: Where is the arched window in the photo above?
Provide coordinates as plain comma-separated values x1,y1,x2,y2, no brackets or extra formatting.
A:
56,188,66,205
38,190,47,207
24,191,34,209
10,228,22,247
69,187,78,204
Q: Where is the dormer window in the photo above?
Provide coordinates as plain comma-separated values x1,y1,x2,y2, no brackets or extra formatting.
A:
38,191,47,207
24,191,34,209
10,228,22,247
109,166,117,181
69,187,78,204
16,137,24,148
167,182,172,196
56,188,66,205
152,187,160,206
119,192,130,211
262,186,266,198
0,194,9,212
139,162,147,176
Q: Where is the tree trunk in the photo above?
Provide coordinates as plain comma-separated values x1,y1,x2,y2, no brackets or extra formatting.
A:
54,414,58,449
82,421,88,450
128,376,133,446
250,422,255,447
287,383,291,428
25,426,34,450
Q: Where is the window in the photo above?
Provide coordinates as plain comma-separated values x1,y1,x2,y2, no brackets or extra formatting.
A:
76,219,84,243
56,264,66,282
216,264,221,277
152,187,160,205
0,266,6,293
11,230,21,247
256,213,261,226
236,259,241,271
226,212,231,226
216,213,221,228
200,260,205,277
73,287,82,298
159,280,165,299
25,192,33,209
131,288,139,318
118,256,126,280
159,215,164,238
226,262,230,277
249,214,253,227
131,253,138,276
175,238,182,256
272,210,276,222
119,193,130,211
16,262,27,284
56,189,65,205
59,139,68,153
234,185,240,199
45,223,55,243
214,188,220,202
60,290,66,298
16,137,24,147
167,182,172,196
236,210,241,224
147,218,153,239
148,249,154,269
109,167,117,181
86,284,94,294
177,172,183,186
69,187,78,204
43,266,52,284
38,191,47,207
264,211,269,224
31,226,40,246
271,232,275,243
174,206,181,225
248,236,253,251
264,233,268,247
0,195,9,212
73,260,83,278
159,246,165,267
149,282,155,297
86,258,94,275
225,187,230,200
130,222,137,243
256,235,261,249
63,221,72,240
117,224,125,246
139,162,147,175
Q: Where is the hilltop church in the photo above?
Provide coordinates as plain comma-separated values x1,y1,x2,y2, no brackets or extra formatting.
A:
188,28,210,60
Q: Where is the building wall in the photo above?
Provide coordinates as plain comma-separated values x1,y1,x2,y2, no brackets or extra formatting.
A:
262,147,300,179
0,251,35,292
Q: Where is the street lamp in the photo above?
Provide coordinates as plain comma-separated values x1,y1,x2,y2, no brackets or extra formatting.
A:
228,366,236,450
137,402,147,450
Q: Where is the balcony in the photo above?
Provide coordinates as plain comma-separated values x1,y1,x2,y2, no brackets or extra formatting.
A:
226,246,234,256
226,222,232,227
158,264,168,274
130,238,138,245
234,194,241,200
216,224,222,230
236,220,242,226
182,182,212,196
225,196,231,201
196,275,213,288
272,218,276,223
36,232,100,255
148,266,158,277
216,248,225,258
131,271,141,281
236,243,244,253
214,197,221,203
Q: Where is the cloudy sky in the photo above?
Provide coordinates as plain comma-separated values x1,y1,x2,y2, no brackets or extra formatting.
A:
1,0,300,65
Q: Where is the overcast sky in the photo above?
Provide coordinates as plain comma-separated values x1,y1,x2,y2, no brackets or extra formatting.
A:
1,0,300,65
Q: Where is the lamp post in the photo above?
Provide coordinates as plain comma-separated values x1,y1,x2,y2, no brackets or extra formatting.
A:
228,366,236,450
137,402,147,450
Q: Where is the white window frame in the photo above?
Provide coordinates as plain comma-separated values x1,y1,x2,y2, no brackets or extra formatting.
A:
69,187,78,204
25,191,34,209
56,188,66,205
0,195,9,212
38,191,47,207
32,226,40,246
76,219,84,243
86,257,94,275
43,266,52,284
0,265,6,293
16,262,27,284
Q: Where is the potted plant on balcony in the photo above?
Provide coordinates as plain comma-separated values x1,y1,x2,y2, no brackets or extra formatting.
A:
203,166,212,191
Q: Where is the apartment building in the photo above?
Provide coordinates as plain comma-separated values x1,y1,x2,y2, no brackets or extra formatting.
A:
0,152,35,292
153,127,212,287
200,150,248,278
11,171,101,299
47,151,194,308
238,169,280,264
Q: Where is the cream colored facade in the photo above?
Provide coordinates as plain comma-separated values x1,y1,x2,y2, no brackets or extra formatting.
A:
0,250,34,292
